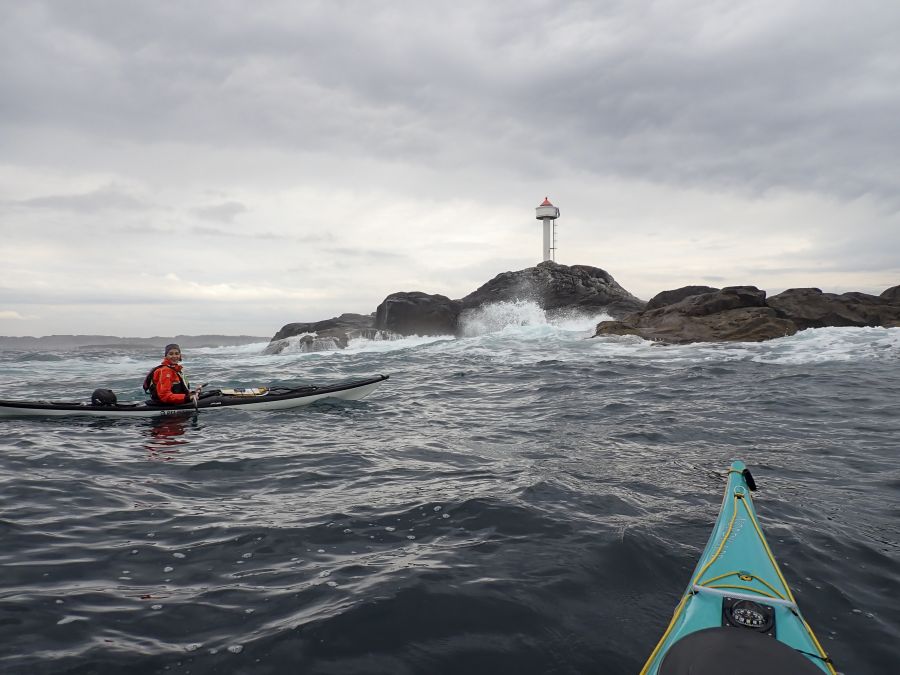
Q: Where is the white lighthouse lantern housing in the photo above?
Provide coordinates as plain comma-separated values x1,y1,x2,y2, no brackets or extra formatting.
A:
535,197,560,262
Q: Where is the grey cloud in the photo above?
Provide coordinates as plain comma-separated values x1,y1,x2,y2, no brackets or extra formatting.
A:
1,287,163,306
14,184,146,212
115,223,176,235
190,225,236,237
191,201,247,222
322,247,408,261
3,2,899,203
187,225,330,242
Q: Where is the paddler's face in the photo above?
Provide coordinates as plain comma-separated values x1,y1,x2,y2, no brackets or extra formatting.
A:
166,348,182,363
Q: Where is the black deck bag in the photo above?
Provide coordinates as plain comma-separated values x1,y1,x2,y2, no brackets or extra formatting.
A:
91,388,118,406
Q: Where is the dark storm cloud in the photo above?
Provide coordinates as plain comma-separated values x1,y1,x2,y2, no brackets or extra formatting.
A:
2,1,899,202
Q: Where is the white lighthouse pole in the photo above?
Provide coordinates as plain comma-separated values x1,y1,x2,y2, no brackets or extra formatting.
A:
535,197,560,262
543,221,553,261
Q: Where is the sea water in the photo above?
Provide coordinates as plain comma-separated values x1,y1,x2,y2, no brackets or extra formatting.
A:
1,302,897,674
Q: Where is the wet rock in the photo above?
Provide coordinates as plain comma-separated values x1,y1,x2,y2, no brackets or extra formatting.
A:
459,261,646,318
374,292,460,336
268,263,648,346
879,284,900,305
645,286,720,311
595,283,900,343
266,313,388,354
594,286,796,343
767,288,900,330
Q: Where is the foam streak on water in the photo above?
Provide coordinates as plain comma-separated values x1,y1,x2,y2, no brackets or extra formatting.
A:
1,305,898,674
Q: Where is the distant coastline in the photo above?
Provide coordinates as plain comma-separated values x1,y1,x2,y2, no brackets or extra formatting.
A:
0,335,267,351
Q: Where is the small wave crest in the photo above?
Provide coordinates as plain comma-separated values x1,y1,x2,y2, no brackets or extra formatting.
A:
265,333,348,355
192,342,271,356
749,325,900,364
262,332,451,357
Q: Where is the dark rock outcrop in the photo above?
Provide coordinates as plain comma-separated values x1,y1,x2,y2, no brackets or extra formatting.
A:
594,283,900,343
266,313,389,354
881,285,900,304
268,262,646,348
268,268,899,349
767,288,900,330
645,286,719,311
883,285,900,327
594,286,796,343
374,292,460,336
459,261,646,318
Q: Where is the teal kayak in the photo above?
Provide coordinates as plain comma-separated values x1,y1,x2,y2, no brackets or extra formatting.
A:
640,461,837,675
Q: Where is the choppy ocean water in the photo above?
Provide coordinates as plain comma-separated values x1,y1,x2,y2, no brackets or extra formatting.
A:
1,302,898,674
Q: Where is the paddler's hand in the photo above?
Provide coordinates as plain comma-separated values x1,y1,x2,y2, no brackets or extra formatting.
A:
190,391,200,406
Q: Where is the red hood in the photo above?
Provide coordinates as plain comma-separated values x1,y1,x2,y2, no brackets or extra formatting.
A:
162,358,182,371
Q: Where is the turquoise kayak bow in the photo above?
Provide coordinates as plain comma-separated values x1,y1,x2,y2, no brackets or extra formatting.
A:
641,461,837,674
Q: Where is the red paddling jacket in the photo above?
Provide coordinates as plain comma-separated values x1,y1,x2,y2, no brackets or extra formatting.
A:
144,359,191,404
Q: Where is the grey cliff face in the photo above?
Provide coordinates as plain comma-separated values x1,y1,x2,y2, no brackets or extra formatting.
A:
594,283,900,343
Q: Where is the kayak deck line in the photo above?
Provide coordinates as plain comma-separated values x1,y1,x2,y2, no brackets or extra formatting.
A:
697,569,788,598
640,461,837,675
690,585,798,610
693,490,793,603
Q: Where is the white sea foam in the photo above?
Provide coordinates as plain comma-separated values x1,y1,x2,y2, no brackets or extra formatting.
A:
235,304,897,368
342,334,451,354
591,325,900,365
746,326,900,364
458,300,548,336
459,300,610,337
192,342,270,356
266,333,345,354
4,312,896,403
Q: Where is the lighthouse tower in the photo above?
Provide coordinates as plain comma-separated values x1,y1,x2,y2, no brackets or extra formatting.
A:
535,197,560,262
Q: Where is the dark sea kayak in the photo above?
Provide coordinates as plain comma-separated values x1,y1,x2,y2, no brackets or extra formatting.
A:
0,374,388,418
641,461,837,674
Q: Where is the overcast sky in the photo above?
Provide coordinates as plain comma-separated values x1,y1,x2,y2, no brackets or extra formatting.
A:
1,1,898,337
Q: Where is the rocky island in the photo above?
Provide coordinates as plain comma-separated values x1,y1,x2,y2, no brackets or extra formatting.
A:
594,285,900,343
265,261,900,352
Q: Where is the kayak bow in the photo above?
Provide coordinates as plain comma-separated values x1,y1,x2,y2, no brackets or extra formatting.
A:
641,461,836,675
0,375,388,418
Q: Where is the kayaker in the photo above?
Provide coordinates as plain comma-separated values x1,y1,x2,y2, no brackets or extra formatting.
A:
143,343,199,405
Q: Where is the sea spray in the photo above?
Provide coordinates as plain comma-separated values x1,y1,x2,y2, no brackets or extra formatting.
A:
459,300,612,337
458,300,548,337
